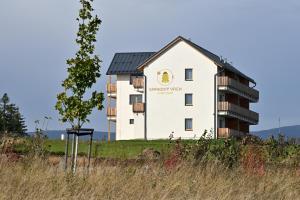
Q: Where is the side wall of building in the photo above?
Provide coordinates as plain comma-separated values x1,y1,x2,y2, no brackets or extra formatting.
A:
116,75,145,140
144,41,218,139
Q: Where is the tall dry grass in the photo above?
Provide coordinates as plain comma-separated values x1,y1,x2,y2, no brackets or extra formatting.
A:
0,157,299,200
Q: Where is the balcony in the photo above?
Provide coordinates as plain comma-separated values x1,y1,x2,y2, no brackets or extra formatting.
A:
107,107,116,121
107,83,117,98
218,76,259,102
218,128,246,138
133,103,145,113
133,77,144,90
218,102,259,125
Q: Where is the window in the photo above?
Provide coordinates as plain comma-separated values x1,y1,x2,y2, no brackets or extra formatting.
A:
185,118,193,131
185,94,193,106
185,68,193,81
129,94,143,105
129,119,134,124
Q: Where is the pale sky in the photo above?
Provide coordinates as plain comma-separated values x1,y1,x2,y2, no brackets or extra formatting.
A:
0,0,299,132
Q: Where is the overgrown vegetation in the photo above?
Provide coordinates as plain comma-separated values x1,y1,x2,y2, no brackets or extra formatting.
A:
168,132,300,170
4,131,300,166
0,157,299,200
1,131,300,199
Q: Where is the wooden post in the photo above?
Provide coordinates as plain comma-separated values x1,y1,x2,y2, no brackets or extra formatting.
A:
73,135,79,173
71,134,76,170
65,129,94,174
64,133,70,170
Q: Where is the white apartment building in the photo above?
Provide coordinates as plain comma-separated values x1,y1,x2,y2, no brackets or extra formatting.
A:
106,36,259,140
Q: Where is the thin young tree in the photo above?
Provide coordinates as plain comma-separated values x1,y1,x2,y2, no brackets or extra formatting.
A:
55,0,104,130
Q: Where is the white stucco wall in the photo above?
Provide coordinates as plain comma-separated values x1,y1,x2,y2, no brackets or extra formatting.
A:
143,40,218,139
116,75,144,140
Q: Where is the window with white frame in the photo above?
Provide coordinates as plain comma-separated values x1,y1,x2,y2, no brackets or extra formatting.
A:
129,94,143,105
185,68,193,81
185,118,193,131
185,94,193,106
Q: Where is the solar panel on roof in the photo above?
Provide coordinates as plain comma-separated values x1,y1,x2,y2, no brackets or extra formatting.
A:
106,52,156,75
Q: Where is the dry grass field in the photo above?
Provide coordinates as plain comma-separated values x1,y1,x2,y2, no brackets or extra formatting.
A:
0,156,299,200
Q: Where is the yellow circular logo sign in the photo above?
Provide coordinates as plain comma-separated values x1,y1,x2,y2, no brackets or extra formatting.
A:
157,69,173,86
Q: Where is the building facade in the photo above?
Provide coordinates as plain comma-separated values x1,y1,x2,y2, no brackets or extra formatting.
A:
106,36,259,140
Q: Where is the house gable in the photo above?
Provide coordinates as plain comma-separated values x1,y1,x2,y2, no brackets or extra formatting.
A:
137,36,255,84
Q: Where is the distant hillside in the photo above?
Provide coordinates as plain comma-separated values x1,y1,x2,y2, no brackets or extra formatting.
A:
252,125,300,139
28,130,116,141
28,126,300,141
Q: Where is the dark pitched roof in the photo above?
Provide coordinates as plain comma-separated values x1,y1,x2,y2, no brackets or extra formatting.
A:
137,36,255,84
106,52,156,75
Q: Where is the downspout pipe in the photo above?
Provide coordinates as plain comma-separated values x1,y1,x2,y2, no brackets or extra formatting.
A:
144,75,147,140
214,68,225,139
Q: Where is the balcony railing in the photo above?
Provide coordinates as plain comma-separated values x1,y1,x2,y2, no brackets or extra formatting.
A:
107,107,116,117
218,128,246,138
218,76,259,102
133,103,145,113
107,83,117,98
133,77,144,89
218,101,259,125
107,83,117,93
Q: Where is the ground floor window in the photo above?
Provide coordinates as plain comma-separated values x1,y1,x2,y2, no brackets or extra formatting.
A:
185,118,193,131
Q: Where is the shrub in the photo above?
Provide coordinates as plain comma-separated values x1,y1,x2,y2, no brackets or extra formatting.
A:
164,139,184,170
241,145,266,176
